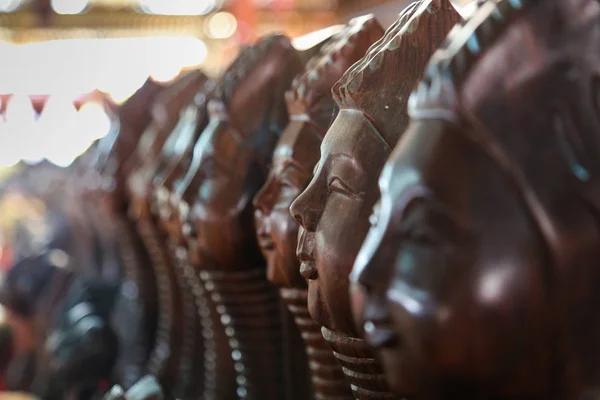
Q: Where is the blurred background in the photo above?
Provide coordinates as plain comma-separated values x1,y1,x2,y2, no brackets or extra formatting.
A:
0,0,476,273
0,0,478,171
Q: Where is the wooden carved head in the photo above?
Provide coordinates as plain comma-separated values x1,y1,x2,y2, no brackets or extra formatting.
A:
352,0,600,397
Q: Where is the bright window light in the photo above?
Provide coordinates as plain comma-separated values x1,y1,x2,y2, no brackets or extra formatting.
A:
206,12,238,39
51,0,89,14
140,0,215,15
0,0,20,13
0,36,207,98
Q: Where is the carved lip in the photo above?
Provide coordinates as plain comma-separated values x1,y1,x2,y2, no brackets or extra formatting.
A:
363,321,399,349
300,261,318,280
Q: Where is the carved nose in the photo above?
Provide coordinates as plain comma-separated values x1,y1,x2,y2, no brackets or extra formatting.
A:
290,190,317,232
253,180,273,215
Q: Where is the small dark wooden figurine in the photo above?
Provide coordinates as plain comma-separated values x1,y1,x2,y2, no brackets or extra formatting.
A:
91,81,166,391
253,15,385,399
152,79,214,400
289,1,462,398
175,34,304,399
126,70,208,397
352,0,600,398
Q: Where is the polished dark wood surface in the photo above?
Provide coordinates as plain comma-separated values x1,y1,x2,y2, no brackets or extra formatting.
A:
173,34,305,399
126,71,209,398
153,78,214,400
253,15,385,400
290,1,462,398
352,0,600,398
8,2,600,398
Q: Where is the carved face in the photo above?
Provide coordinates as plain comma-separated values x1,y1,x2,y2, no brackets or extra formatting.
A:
185,115,266,271
253,120,322,288
351,119,553,397
290,110,390,336
178,35,302,271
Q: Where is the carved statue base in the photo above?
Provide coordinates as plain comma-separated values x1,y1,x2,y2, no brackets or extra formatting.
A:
200,269,285,399
321,327,395,400
167,242,202,399
110,218,158,390
280,289,353,400
185,253,237,400
134,219,183,395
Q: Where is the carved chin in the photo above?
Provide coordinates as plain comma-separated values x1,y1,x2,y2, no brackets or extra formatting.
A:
265,252,286,286
306,280,325,328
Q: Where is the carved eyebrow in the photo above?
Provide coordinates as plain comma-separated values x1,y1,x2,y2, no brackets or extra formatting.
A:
328,153,363,176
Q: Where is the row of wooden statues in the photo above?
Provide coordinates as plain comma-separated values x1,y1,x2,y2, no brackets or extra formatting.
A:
1,0,599,398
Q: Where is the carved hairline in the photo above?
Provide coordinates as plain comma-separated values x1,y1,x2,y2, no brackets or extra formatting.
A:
408,0,542,122
332,1,421,108
408,0,600,279
286,14,381,108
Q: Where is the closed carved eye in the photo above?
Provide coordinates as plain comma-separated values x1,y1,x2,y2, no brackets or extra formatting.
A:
328,177,354,196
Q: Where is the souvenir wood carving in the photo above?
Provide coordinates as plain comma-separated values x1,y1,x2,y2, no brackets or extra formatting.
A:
152,79,213,400
351,0,600,398
289,1,462,398
127,70,209,397
253,15,385,399
91,82,165,391
175,34,304,399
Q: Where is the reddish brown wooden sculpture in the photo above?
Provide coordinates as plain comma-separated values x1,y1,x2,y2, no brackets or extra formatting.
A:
289,1,462,398
175,34,304,399
352,0,600,398
126,70,208,397
90,80,165,390
152,79,213,400
253,15,384,399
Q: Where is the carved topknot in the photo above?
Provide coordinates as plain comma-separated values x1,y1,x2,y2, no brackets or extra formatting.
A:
213,34,295,108
333,0,462,148
284,15,384,128
409,0,541,120
334,1,420,100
